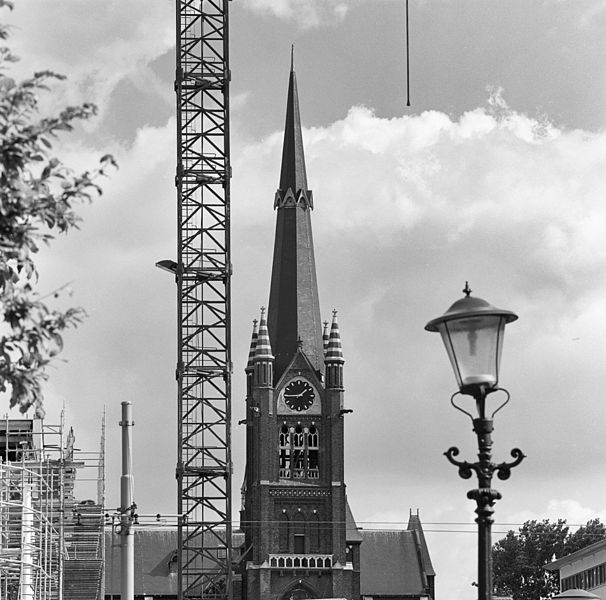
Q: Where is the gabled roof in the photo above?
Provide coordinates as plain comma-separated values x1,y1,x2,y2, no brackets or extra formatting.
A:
274,346,323,391
408,511,435,577
346,500,363,544
359,529,430,596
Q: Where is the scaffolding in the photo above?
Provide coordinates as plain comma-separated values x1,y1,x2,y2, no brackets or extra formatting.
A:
0,414,105,600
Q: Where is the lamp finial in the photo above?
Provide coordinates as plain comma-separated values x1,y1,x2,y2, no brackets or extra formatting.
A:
463,281,472,297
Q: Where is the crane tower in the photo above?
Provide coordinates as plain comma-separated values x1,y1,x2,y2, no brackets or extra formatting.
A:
174,1,232,598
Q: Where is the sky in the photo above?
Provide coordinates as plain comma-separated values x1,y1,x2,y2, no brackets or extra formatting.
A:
4,1,606,598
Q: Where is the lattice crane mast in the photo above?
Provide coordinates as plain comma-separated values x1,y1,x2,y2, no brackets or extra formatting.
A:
172,1,232,598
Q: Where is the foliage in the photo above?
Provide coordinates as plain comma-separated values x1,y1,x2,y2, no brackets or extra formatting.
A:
564,518,606,557
0,2,116,416
492,518,606,600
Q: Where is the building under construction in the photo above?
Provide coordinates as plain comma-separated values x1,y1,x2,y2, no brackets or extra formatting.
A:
0,414,105,600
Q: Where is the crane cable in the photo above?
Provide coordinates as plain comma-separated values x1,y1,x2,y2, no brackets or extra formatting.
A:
406,0,411,107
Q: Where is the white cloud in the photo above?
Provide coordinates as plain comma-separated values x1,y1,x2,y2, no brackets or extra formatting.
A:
5,1,174,125
509,499,606,530
232,97,606,502
334,3,349,20
242,0,358,27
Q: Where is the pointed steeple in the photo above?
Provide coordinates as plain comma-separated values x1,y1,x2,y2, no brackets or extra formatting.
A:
325,310,344,364
254,308,273,361
274,47,313,210
325,310,344,389
268,58,323,382
253,308,274,388
246,319,259,370
322,320,330,353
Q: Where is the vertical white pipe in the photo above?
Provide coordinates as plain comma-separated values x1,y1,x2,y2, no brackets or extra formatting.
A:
20,475,33,600
120,401,134,600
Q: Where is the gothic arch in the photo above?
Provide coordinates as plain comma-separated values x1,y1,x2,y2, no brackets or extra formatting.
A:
279,580,318,600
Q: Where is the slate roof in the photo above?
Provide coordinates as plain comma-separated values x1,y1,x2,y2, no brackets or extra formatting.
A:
267,62,324,381
359,529,432,597
105,528,180,597
105,522,433,598
346,501,363,544
278,56,308,195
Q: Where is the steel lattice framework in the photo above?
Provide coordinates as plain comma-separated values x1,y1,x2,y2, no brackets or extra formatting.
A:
175,1,232,598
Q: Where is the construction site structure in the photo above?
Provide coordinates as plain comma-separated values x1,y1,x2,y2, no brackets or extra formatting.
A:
173,0,232,598
0,413,106,600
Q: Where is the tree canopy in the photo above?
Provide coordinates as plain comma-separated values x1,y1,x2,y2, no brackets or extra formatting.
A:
492,518,606,600
0,1,116,416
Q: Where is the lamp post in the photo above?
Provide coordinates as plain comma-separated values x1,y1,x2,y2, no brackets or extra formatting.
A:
425,282,525,600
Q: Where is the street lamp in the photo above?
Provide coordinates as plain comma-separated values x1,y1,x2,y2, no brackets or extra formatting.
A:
425,282,525,600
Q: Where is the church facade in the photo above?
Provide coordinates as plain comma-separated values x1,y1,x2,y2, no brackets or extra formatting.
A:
238,60,434,600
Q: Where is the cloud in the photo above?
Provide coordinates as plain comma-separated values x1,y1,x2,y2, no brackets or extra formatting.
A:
235,96,606,304
573,0,606,29
15,89,606,600
242,0,355,27
5,1,174,126
231,93,606,500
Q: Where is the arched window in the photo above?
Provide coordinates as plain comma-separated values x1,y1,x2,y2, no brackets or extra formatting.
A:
278,424,320,480
309,511,321,553
279,425,291,478
307,426,319,479
280,585,314,600
293,512,305,554
293,426,305,478
278,511,289,552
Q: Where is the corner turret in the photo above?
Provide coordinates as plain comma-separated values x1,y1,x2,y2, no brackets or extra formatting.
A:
253,308,274,387
246,319,258,397
325,310,345,389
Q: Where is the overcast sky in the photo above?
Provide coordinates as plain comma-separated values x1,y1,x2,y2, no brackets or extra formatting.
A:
5,1,606,598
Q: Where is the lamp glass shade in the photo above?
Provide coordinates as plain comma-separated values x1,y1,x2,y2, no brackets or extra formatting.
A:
437,314,506,392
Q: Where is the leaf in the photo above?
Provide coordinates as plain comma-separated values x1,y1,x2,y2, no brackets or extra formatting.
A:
0,30,115,414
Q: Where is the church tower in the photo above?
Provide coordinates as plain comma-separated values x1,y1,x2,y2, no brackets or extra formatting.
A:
241,57,361,600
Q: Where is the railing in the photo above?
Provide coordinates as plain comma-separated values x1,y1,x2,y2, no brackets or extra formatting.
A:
278,467,319,479
269,554,333,570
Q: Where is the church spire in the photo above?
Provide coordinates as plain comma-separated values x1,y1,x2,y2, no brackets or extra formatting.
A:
268,58,323,382
274,48,312,209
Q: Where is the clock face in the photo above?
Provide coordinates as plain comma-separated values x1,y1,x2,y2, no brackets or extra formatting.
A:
283,379,316,412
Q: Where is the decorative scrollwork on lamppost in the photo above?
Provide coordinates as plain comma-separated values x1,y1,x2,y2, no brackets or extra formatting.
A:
425,283,525,600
